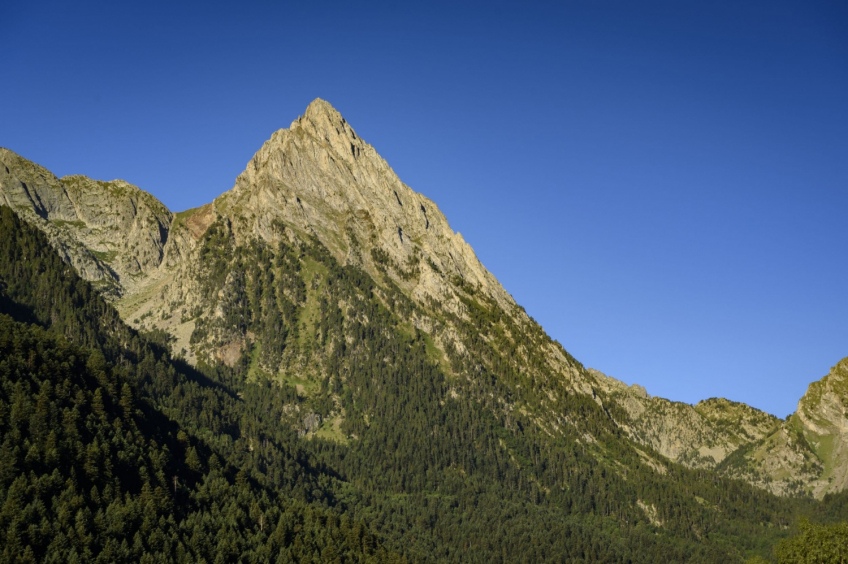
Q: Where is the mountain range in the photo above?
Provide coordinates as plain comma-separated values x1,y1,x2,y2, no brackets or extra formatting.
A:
1,99,847,561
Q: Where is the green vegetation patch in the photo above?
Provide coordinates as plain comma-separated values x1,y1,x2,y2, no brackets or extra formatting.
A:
312,415,348,444
296,256,329,352
50,218,87,229
90,249,118,263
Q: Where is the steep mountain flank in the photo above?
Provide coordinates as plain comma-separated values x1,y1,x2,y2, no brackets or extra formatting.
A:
2,98,847,531
0,206,400,562
96,99,593,401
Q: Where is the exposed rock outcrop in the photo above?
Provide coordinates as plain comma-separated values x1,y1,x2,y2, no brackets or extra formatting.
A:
215,98,512,312
591,369,779,469
725,358,848,497
0,149,173,296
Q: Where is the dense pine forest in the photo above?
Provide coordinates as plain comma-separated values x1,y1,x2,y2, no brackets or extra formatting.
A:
1,205,847,562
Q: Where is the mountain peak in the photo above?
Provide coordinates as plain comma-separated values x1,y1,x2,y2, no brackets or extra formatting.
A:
220,99,514,315
303,97,339,119
289,98,357,149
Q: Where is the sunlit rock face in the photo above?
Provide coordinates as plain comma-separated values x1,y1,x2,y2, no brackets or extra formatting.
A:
591,368,779,470
793,359,848,497
216,98,512,311
0,148,172,296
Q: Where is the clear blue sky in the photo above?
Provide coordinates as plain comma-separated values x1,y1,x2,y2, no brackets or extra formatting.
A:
3,1,847,416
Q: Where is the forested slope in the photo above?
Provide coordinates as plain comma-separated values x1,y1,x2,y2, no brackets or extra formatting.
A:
5,205,848,561
0,206,397,562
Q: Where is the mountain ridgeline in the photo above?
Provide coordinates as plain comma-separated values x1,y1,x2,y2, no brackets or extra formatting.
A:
2,99,847,561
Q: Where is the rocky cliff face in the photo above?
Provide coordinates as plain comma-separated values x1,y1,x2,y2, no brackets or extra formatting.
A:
595,359,848,499
796,358,848,496
2,100,846,499
0,149,173,297
592,369,779,467
720,358,848,497
216,98,512,312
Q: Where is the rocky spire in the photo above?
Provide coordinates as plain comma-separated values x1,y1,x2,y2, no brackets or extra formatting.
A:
218,98,514,311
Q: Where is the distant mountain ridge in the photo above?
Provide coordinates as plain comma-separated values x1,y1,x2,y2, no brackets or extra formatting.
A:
2,98,847,504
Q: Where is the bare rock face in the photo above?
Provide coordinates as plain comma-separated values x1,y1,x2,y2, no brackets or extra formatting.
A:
216,98,512,313
795,359,848,496
59,175,173,282
0,148,174,297
591,369,779,469
732,358,848,497
0,149,77,221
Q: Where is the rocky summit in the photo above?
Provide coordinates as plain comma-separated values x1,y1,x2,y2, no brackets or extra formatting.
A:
216,98,513,311
2,98,848,561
